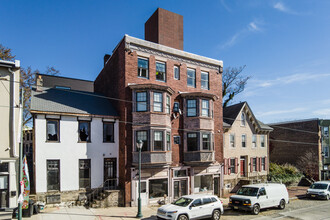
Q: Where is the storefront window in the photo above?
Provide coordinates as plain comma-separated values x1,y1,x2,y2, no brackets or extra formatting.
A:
194,175,212,193
149,178,168,198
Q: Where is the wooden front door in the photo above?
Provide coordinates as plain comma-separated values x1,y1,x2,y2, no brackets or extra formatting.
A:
240,158,246,177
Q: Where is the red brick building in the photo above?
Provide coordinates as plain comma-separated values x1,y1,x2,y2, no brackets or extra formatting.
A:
94,8,224,206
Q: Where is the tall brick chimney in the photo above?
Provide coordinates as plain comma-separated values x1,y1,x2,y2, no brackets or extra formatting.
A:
145,8,183,50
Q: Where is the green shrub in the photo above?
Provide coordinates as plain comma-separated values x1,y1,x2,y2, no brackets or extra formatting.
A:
269,163,303,186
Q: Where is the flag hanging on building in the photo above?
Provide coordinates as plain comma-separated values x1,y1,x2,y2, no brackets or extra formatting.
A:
22,155,30,209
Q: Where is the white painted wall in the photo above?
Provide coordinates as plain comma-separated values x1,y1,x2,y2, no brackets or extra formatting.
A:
35,115,119,193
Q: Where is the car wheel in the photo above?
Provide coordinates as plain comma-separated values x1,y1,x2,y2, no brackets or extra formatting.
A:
278,199,285,209
252,204,260,215
178,214,189,220
212,209,221,220
326,195,329,200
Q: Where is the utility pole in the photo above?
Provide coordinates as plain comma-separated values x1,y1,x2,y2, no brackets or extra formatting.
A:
18,88,24,220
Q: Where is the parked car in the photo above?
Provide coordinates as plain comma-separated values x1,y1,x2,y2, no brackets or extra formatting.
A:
306,181,330,200
229,183,289,215
157,194,224,220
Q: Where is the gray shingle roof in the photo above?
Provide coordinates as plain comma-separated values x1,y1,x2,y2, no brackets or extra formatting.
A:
31,87,118,117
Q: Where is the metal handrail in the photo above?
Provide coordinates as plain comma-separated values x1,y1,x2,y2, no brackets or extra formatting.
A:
85,178,118,207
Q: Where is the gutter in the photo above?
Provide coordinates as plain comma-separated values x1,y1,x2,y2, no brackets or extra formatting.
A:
8,60,20,158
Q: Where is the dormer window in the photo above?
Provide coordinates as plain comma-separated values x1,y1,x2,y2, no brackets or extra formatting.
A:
241,112,246,126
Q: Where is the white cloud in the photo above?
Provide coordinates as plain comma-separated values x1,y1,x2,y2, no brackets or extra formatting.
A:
220,20,263,49
254,73,330,88
258,108,306,117
273,2,301,15
313,108,330,116
220,0,232,12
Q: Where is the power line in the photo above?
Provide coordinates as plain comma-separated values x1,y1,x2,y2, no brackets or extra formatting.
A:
0,77,325,135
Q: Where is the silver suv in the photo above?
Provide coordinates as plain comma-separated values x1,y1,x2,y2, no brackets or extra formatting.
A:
157,194,224,220
306,181,330,200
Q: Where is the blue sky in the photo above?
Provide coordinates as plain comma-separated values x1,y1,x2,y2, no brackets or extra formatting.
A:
1,0,330,123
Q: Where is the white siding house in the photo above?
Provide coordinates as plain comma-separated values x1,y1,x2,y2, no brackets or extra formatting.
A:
30,74,119,203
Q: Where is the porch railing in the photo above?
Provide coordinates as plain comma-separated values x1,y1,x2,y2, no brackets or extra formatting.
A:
85,178,118,207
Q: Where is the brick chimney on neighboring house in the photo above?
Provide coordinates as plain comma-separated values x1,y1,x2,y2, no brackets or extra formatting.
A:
145,8,184,50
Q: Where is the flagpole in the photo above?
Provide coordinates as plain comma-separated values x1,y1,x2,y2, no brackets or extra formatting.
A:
18,88,24,220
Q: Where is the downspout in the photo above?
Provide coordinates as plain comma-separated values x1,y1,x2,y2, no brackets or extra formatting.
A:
8,67,19,158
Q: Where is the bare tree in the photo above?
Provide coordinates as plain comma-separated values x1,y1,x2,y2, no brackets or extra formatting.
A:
296,151,319,181
0,44,15,61
222,65,250,107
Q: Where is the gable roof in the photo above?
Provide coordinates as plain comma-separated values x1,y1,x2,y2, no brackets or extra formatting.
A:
223,102,273,132
30,87,118,117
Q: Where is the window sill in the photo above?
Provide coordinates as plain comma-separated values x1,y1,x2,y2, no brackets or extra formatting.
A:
155,79,166,83
46,141,60,143
137,76,149,80
78,141,91,143
103,141,115,143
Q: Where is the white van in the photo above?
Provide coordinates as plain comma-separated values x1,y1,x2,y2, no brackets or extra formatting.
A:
229,183,289,215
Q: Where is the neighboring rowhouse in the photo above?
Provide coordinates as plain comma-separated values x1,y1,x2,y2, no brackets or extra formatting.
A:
30,74,120,204
94,8,224,206
269,118,330,181
0,59,20,208
223,102,273,194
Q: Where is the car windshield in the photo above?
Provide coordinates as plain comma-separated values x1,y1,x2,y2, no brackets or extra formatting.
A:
173,197,193,207
236,187,259,196
310,183,328,189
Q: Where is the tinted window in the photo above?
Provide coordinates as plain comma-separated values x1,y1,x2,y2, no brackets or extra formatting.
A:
259,187,266,196
203,197,212,204
192,199,202,207
211,197,218,202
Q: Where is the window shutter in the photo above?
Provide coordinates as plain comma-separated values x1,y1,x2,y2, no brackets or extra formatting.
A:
250,157,253,172
228,159,231,175
235,157,238,174
259,157,262,171
265,157,268,171
256,157,259,172
224,158,227,175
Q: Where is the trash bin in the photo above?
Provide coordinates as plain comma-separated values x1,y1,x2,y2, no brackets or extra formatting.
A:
22,200,34,217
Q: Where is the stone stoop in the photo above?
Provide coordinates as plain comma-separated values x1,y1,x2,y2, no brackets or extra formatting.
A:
90,190,122,208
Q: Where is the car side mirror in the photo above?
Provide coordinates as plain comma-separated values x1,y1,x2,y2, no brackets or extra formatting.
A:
257,193,260,198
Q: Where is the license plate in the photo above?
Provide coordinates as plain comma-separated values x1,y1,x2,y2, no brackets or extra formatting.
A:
311,195,316,197
234,206,238,209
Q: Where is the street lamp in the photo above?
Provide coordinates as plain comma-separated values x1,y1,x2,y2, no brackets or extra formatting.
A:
136,140,143,218
321,152,325,180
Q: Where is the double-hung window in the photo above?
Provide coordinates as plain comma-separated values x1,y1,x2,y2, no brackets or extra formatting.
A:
230,134,235,147
261,157,266,171
230,158,235,174
201,71,209,90
47,120,59,142
156,62,166,81
260,135,265,147
174,66,180,80
241,112,246,126
187,99,197,117
252,135,257,148
154,131,164,151
187,68,196,87
153,92,163,112
166,96,170,114
138,58,149,78
136,131,148,151
103,122,114,142
242,134,246,148
78,121,91,142
201,100,209,117
253,158,257,171
166,132,171,151
202,133,211,150
187,133,198,151
136,92,147,112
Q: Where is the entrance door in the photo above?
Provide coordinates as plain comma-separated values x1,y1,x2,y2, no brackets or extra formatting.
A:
174,179,187,199
104,158,116,190
135,181,148,206
240,157,246,177
213,177,220,196
0,175,8,208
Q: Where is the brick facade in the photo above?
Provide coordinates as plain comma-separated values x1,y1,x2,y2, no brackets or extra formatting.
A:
269,119,322,180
